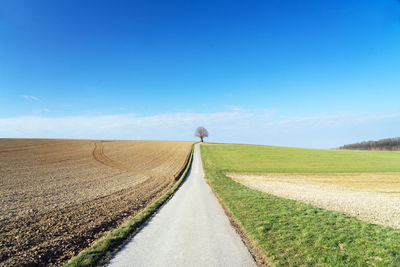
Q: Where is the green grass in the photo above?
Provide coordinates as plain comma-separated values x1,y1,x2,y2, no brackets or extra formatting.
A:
66,146,194,267
201,144,400,266
206,143,400,173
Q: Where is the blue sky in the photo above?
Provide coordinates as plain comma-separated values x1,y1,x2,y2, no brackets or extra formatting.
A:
1,0,400,148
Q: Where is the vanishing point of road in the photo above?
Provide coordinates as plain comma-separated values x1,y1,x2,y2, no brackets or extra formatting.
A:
108,143,256,266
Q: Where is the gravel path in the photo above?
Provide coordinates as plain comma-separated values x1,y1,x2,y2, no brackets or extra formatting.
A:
229,173,400,229
108,144,256,267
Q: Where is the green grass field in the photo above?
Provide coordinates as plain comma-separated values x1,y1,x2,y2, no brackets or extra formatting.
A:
206,143,400,173
201,144,400,266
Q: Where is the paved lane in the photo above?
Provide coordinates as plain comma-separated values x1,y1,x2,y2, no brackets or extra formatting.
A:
108,143,256,267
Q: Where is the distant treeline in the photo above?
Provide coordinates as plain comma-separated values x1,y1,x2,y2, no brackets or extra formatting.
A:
340,137,400,151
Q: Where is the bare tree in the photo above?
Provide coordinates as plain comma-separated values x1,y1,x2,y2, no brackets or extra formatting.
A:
195,127,208,142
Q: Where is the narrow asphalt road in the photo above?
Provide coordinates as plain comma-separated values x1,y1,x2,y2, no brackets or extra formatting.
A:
108,143,256,267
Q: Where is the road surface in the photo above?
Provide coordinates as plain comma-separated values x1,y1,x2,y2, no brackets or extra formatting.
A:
108,143,256,266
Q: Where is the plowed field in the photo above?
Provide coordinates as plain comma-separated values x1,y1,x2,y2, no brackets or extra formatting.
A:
0,139,193,266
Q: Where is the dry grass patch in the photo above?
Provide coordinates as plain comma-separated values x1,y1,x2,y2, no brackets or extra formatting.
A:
227,172,400,193
228,172,400,229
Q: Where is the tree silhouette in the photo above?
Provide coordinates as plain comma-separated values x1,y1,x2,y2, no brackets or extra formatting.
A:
340,137,400,151
195,127,208,142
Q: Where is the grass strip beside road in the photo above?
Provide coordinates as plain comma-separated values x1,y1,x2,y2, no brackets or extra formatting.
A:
201,144,400,266
66,145,194,267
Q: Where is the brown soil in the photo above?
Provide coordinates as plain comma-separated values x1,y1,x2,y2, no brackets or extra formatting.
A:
0,139,193,266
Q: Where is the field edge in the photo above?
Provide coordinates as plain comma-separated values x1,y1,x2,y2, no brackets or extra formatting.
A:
200,145,271,267
204,176,272,267
200,144,400,266
66,144,195,267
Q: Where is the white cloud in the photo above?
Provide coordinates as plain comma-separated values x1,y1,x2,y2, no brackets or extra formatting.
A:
0,110,399,148
22,95,39,101
223,105,242,111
